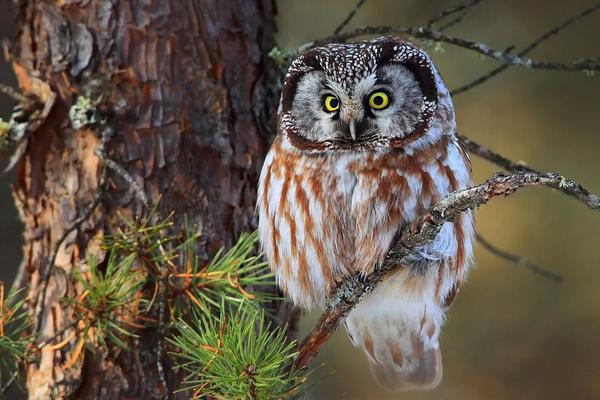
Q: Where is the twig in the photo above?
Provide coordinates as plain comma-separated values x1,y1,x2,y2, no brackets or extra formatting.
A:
476,233,563,282
426,0,485,30
34,150,109,338
295,170,600,368
156,278,170,400
452,3,600,95
96,155,150,208
95,139,173,398
0,83,30,104
310,25,600,72
333,0,367,36
35,321,78,351
437,8,477,32
460,135,534,172
0,369,19,396
437,0,486,32
459,135,600,209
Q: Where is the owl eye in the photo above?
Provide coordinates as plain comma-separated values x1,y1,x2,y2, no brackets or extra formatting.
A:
368,91,390,110
323,95,340,112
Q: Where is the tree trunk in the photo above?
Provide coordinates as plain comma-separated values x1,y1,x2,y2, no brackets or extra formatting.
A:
11,0,280,398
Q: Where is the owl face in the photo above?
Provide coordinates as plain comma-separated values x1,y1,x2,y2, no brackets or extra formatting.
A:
280,38,444,152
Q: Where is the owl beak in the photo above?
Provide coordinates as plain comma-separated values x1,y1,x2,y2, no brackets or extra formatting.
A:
349,119,357,141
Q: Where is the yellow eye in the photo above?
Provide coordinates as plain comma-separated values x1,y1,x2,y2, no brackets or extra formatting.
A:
368,91,390,110
323,95,340,112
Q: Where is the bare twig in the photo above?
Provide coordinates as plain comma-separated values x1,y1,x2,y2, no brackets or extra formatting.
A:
295,170,600,368
333,0,367,36
0,369,19,396
35,321,78,350
452,3,600,95
155,279,170,400
310,26,600,72
99,156,150,208
460,135,534,172
427,0,485,30
0,83,30,104
476,233,563,282
460,135,600,209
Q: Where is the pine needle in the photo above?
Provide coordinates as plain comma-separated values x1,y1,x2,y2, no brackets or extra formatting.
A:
168,302,308,400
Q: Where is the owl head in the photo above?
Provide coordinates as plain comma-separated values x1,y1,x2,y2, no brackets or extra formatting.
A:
279,37,455,153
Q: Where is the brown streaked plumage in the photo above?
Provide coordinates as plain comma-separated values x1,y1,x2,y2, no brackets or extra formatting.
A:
257,37,474,392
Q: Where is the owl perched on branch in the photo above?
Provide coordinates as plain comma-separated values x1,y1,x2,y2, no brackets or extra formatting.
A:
257,37,474,391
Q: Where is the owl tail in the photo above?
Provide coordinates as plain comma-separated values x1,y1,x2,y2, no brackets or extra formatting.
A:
344,270,445,392
366,335,442,391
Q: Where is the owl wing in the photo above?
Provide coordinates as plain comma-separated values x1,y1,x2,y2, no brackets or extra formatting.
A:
455,132,472,172
345,137,474,392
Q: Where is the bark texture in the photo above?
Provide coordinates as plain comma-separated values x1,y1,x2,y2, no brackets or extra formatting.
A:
11,0,279,398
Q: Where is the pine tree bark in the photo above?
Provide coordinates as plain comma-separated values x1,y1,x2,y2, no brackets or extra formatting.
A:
11,0,280,398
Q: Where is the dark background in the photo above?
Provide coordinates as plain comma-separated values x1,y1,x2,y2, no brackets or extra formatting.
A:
1,1,600,399
0,2,21,285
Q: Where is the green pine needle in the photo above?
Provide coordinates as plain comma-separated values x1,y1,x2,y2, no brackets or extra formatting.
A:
0,283,31,388
71,251,146,349
103,210,178,269
170,230,278,316
169,302,307,400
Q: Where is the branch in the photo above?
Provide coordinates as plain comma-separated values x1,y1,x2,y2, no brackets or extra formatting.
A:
476,233,563,282
95,137,172,397
307,16,600,72
0,83,31,104
451,3,600,95
295,170,600,368
426,0,485,30
459,134,600,209
0,370,19,397
333,0,367,35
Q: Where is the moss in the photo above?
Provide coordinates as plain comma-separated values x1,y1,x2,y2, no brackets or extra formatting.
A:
68,96,99,129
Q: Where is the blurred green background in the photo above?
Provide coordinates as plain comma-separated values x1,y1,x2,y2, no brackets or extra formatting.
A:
1,1,599,399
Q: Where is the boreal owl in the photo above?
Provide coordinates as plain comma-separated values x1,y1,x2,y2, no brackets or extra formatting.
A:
257,37,474,391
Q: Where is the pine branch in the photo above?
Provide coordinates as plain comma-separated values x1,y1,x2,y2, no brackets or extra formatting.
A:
168,230,278,316
68,251,147,352
0,283,31,397
295,170,600,368
169,302,307,400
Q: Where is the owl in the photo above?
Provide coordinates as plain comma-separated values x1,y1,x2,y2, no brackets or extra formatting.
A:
257,37,474,391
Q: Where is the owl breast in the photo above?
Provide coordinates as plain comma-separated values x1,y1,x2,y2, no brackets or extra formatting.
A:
257,134,472,310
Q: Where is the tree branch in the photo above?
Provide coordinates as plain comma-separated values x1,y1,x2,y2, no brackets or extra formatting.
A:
305,7,600,74
451,3,600,95
476,233,563,282
311,25,599,71
295,170,600,368
0,370,19,397
459,134,600,209
333,0,367,35
426,0,485,30
0,83,30,104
